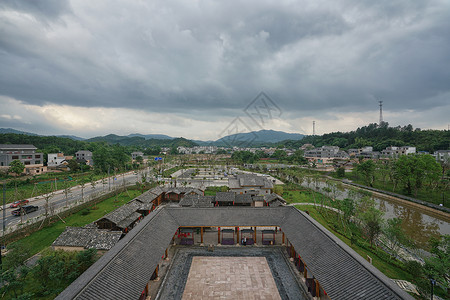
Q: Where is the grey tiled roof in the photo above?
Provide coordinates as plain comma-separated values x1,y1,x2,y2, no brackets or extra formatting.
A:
57,207,412,300
179,195,214,207
134,190,159,204
95,200,141,226
0,144,37,150
215,191,235,202
228,174,273,189
52,227,122,250
234,194,252,204
116,212,142,229
162,187,203,195
264,193,286,204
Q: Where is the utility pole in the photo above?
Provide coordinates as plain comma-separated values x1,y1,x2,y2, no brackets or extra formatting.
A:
378,100,383,126
108,166,111,191
1,183,6,274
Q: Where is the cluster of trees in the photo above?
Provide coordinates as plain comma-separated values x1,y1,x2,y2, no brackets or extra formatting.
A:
281,123,449,152
86,134,197,148
1,245,97,299
354,154,443,197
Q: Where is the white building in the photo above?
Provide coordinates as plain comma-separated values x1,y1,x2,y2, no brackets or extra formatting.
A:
48,153,67,167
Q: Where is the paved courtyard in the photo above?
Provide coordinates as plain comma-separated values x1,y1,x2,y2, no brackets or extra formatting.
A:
182,256,281,300
155,246,308,300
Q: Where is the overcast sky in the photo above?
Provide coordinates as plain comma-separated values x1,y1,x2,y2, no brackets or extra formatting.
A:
0,0,449,140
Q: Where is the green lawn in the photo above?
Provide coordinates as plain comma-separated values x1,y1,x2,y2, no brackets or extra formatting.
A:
9,189,142,258
294,204,413,281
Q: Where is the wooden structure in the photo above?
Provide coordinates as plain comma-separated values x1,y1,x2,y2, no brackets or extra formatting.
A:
262,229,275,245
221,228,235,245
179,228,194,245
240,228,254,245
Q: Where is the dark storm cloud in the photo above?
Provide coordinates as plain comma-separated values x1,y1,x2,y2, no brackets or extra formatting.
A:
0,0,449,119
0,0,71,20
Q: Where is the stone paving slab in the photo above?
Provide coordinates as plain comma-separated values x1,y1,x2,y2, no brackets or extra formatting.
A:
155,246,309,300
182,256,281,300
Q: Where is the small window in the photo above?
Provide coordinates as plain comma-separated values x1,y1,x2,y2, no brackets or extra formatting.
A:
12,155,19,159
35,155,41,158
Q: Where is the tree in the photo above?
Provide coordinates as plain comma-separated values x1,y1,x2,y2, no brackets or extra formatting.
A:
135,155,143,164
3,242,31,270
395,154,442,196
383,218,409,257
273,185,284,196
67,159,79,172
336,167,345,178
8,160,25,176
62,181,72,207
360,204,384,248
356,160,376,187
1,267,30,298
271,150,287,161
423,235,449,292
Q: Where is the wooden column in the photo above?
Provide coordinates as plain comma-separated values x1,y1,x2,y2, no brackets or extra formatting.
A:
164,248,168,260
304,265,307,278
253,227,256,244
315,280,320,298
218,227,221,244
154,264,159,279
282,232,285,245
200,227,204,244
236,227,239,243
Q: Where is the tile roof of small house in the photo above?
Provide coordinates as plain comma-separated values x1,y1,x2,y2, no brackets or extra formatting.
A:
58,207,412,300
234,194,253,204
52,227,122,250
179,195,214,207
215,191,235,202
228,174,274,189
95,200,141,227
264,193,286,204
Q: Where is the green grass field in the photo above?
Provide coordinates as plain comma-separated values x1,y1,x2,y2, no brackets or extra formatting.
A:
9,189,142,258
295,205,413,281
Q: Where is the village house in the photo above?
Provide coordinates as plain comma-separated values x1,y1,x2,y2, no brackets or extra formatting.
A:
52,226,122,254
228,174,274,196
75,150,93,166
381,146,416,157
0,144,46,175
131,151,144,160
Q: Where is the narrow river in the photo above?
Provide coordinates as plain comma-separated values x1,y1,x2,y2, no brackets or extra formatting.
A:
298,179,449,250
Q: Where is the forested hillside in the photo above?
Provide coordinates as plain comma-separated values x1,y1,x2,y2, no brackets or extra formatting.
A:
281,123,449,152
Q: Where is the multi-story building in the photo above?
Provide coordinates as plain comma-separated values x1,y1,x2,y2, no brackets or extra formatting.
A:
433,150,450,163
0,144,46,175
0,144,43,166
75,150,93,166
381,146,416,157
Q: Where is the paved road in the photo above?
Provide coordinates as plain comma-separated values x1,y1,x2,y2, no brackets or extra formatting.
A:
0,168,153,229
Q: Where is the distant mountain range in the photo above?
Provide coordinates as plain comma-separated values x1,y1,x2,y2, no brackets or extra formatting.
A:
214,129,304,145
0,128,85,141
127,133,173,140
0,128,305,147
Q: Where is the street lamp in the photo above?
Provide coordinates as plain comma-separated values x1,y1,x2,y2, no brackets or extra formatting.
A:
430,277,436,300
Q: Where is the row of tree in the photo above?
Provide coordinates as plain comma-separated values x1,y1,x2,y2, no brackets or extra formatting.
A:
281,123,449,152
354,154,444,197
